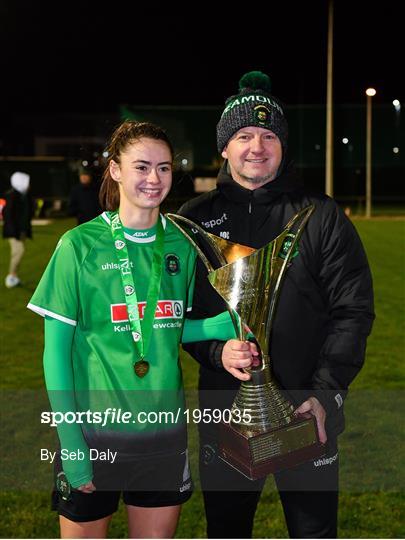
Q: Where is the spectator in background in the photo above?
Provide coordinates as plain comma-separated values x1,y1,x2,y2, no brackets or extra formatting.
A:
3,171,33,288
68,168,101,224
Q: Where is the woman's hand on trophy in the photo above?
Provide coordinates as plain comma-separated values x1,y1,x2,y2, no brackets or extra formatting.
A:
294,397,327,444
221,339,260,381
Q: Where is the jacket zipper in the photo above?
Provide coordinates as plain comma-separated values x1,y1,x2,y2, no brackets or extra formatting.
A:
248,195,253,245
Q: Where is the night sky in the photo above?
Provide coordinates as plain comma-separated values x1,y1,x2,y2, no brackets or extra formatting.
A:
0,1,402,116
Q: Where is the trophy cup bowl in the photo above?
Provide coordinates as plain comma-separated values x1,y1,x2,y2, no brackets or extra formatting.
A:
166,207,325,480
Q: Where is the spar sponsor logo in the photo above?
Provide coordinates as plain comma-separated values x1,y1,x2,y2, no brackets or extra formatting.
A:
111,300,184,332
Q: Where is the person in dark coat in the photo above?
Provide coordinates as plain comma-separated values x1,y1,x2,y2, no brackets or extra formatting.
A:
69,168,101,224
3,171,33,288
178,71,375,538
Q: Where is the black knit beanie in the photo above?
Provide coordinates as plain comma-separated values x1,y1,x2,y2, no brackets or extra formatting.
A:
216,71,288,154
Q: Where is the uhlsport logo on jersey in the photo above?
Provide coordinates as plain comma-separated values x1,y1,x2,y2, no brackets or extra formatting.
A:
111,300,184,323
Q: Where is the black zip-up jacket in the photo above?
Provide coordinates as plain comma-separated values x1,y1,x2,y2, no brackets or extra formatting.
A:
179,162,375,438
2,188,33,239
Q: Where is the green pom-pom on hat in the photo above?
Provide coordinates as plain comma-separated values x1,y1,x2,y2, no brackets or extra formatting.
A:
238,71,271,93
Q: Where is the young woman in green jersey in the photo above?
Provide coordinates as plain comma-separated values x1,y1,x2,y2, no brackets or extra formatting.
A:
28,121,257,538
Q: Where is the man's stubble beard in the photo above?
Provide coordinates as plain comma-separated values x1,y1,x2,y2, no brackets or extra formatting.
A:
239,170,277,185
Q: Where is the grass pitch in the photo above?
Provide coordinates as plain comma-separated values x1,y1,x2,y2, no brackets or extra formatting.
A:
0,217,404,538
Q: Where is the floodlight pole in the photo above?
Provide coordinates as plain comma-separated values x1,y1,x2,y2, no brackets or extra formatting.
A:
365,88,376,218
325,0,334,197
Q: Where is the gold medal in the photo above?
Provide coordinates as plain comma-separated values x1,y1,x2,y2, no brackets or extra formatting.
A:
134,359,149,378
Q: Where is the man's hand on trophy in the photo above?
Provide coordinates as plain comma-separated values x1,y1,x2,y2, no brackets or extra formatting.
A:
294,397,327,444
221,339,260,381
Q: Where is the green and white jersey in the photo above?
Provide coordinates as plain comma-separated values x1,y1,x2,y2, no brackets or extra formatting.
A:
28,213,196,451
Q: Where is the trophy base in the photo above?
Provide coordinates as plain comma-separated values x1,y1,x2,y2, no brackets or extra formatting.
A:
219,416,325,480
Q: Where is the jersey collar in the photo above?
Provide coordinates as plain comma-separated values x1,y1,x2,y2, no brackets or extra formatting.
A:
101,212,167,243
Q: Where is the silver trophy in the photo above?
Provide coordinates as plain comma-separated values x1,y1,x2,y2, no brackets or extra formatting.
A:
167,206,325,479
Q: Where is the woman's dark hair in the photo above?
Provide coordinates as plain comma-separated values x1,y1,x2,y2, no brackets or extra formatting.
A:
99,121,174,211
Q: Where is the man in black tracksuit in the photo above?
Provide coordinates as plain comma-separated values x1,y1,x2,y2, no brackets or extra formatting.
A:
178,71,374,538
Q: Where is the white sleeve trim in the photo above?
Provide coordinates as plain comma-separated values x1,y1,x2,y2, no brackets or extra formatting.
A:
186,307,192,312
27,303,77,326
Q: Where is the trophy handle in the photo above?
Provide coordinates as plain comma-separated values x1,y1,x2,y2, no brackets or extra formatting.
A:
165,214,221,272
166,214,247,339
264,204,315,340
